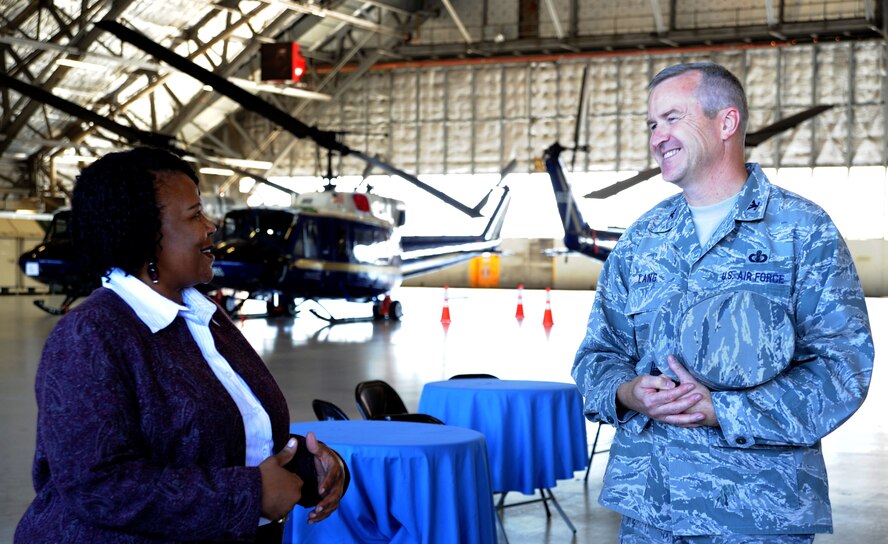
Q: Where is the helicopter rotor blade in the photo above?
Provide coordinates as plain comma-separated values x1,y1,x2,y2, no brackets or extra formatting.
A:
0,72,176,151
349,150,482,217
585,105,834,199
570,65,590,172
499,158,518,185
584,167,663,199
97,20,483,218
0,73,298,197
469,158,519,211
191,154,296,195
360,158,376,181
744,105,834,147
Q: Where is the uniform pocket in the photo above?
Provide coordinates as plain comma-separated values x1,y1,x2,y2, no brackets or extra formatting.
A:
626,289,683,376
706,444,800,515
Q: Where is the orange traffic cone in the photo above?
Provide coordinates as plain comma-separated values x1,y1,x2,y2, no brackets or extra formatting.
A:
515,283,525,320
440,285,452,324
542,287,554,328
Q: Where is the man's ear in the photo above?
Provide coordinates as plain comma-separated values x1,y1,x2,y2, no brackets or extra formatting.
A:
720,107,741,141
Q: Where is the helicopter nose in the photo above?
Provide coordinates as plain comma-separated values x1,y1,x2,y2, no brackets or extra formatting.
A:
209,241,288,290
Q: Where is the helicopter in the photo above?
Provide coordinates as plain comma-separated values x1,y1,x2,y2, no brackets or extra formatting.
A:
209,179,510,320
542,142,623,262
5,25,510,317
543,65,835,262
17,209,99,315
16,177,510,319
86,20,516,321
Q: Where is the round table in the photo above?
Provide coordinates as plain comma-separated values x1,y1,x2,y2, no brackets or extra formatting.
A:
418,379,588,494
285,420,497,544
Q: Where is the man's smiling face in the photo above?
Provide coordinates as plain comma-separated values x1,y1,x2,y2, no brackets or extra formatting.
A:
647,71,724,190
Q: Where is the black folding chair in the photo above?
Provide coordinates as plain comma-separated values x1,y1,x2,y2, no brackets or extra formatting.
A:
312,399,350,421
354,380,409,419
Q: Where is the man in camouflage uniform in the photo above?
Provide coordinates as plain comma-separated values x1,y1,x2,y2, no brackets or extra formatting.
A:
572,62,873,542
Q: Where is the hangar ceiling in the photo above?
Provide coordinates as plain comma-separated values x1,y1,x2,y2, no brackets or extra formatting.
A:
0,0,885,212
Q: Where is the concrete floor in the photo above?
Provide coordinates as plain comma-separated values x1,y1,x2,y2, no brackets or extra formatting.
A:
1,287,886,543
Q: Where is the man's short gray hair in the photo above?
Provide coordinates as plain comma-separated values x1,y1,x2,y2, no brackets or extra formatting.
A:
649,62,749,137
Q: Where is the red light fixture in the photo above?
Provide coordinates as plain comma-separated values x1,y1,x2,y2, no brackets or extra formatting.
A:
260,42,307,83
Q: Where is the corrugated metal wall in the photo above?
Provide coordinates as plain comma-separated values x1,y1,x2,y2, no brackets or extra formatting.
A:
279,40,885,177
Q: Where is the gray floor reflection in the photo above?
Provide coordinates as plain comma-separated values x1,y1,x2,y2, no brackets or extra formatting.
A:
1,288,886,543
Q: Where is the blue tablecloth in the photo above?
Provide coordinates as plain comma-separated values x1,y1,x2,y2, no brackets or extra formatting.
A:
418,379,587,495
285,420,497,544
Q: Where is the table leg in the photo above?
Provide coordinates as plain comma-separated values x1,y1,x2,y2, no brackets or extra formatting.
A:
496,492,507,510
498,488,577,534
543,488,577,534
538,488,552,518
495,510,510,544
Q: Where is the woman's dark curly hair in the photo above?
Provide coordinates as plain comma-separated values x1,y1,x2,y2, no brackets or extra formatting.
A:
71,147,199,280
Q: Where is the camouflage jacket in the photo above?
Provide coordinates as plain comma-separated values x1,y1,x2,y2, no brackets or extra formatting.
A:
572,164,873,535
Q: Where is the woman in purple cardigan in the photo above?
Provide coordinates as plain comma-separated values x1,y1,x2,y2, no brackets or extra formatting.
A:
16,148,347,543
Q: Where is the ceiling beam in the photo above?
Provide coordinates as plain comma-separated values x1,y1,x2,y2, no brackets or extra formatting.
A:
269,0,408,40
0,0,137,155
382,17,883,62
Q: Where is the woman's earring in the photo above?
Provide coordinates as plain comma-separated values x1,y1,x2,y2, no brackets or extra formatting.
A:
147,260,159,284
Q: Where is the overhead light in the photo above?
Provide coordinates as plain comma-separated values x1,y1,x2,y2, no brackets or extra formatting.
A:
53,154,99,164
0,36,158,71
55,58,108,72
239,177,256,193
0,211,54,220
228,77,331,101
200,167,236,176
211,157,273,169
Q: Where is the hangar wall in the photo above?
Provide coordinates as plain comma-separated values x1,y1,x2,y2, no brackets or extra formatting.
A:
282,39,886,177
403,238,888,297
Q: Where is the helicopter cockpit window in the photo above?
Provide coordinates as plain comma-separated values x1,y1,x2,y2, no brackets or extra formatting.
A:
221,209,295,243
46,211,72,242
300,217,349,262
223,216,238,239
297,218,320,260
334,224,349,261
352,223,395,265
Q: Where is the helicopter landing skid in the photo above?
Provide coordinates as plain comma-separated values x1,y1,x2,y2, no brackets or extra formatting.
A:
308,309,376,325
33,295,78,316
306,296,402,324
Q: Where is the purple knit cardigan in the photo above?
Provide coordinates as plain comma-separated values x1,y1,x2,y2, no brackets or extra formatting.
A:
15,288,291,543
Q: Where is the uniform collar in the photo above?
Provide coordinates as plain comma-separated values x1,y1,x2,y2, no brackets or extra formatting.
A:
734,163,771,222
649,162,770,233
102,269,215,333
